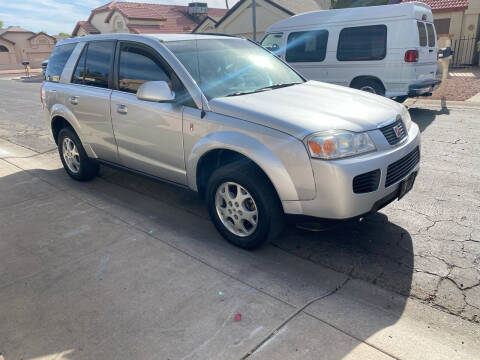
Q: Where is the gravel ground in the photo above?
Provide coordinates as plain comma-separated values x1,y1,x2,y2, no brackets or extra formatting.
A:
430,77,480,101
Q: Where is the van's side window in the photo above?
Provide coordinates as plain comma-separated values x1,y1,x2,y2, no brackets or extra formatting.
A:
71,41,115,88
286,30,328,63
261,33,284,54
337,25,387,61
118,43,171,94
426,23,436,47
417,22,427,46
45,43,76,83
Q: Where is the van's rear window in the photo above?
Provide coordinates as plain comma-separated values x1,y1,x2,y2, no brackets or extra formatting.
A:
337,25,387,61
417,22,427,47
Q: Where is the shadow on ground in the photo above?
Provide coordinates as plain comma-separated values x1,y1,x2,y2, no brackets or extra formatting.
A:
409,106,450,132
0,165,414,359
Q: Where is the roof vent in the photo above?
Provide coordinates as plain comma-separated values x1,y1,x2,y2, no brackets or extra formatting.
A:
188,2,208,16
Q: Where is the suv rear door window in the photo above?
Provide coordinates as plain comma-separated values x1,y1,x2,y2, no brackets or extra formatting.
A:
426,23,436,47
118,43,171,94
337,25,387,61
70,41,115,88
45,43,76,82
286,30,328,63
417,22,427,46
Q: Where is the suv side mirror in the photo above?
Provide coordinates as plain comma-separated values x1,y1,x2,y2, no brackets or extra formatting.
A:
136,81,175,102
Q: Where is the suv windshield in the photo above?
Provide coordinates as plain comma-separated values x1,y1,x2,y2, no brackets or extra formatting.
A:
165,38,304,99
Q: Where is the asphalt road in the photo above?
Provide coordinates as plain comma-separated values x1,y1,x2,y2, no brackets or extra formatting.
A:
0,77,479,324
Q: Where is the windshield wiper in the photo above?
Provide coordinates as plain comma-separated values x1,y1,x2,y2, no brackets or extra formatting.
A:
225,82,302,97
255,82,302,92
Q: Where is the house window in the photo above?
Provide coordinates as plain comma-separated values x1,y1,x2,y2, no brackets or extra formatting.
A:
337,25,387,61
434,18,451,35
286,30,329,62
0,45,8,52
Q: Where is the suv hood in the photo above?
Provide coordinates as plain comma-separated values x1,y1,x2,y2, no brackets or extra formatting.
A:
209,81,404,139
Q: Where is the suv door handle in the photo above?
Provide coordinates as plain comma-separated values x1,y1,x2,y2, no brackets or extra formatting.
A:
69,96,79,105
116,104,128,115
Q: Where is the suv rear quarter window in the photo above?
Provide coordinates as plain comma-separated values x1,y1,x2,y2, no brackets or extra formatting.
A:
45,43,76,82
337,25,387,61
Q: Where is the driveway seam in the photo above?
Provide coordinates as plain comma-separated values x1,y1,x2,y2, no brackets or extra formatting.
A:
240,277,351,359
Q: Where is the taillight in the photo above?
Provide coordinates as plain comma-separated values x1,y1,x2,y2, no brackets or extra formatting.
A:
404,50,419,62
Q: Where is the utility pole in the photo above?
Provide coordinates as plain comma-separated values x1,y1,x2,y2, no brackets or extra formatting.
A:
252,0,257,42
225,0,229,9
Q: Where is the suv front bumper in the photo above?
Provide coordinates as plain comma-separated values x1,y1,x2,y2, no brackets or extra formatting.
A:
282,122,421,219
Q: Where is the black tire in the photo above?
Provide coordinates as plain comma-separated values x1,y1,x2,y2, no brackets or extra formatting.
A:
206,160,284,250
58,127,99,181
352,78,385,96
394,96,408,103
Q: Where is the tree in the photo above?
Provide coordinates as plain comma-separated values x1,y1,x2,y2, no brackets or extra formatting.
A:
331,0,388,9
57,32,71,37
0,20,3,29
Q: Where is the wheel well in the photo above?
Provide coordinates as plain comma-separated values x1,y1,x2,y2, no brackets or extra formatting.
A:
350,76,385,91
196,149,276,200
51,116,73,144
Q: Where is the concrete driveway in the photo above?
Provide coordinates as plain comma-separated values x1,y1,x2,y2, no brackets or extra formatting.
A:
0,78,479,359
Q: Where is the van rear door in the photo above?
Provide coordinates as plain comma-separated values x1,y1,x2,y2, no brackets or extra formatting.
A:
415,21,437,80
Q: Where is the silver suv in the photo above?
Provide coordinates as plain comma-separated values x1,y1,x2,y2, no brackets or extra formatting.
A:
42,34,420,249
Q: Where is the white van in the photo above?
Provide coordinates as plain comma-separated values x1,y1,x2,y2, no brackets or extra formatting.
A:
260,1,440,102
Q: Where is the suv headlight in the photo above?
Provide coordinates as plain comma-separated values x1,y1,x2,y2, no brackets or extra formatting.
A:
402,106,412,130
306,130,376,160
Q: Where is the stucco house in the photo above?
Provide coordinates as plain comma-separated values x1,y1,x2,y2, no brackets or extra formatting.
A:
0,26,56,70
72,2,228,37
193,0,330,40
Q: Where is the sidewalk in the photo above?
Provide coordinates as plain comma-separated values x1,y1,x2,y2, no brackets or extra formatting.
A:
0,139,479,359
0,68,41,75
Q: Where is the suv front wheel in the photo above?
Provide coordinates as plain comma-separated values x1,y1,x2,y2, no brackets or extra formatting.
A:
58,127,99,181
206,161,283,249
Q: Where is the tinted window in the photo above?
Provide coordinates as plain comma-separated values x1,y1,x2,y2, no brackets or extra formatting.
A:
45,43,76,82
71,46,87,84
417,22,427,46
84,41,114,88
118,43,170,94
286,30,328,63
261,33,284,54
337,25,387,61
426,23,436,47
434,18,451,35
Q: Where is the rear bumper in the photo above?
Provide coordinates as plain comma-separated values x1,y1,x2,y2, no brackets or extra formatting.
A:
282,123,421,219
408,79,441,97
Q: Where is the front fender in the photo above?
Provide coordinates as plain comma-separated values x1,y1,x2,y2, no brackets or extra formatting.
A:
187,131,314,201
48,103,97,158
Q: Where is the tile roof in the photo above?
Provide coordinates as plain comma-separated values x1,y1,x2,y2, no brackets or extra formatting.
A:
73,21,101,35
76,2,228,36
402,0,469,11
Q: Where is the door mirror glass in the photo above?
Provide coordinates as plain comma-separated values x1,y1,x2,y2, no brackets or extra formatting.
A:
136,81,175,102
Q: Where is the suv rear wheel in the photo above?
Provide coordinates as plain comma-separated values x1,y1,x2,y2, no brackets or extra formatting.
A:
206,161,283,249
58,127,99,181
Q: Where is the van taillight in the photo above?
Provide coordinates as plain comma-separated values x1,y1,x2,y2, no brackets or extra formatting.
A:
404,50,419,62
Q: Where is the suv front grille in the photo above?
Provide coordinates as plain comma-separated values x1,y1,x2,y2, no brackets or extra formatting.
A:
353,169,381,194
380,118,407,145
386,147,420,187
